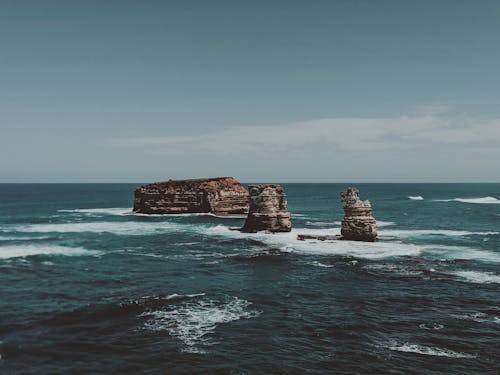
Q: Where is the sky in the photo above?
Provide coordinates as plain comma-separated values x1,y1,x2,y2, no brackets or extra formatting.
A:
1,0,500,183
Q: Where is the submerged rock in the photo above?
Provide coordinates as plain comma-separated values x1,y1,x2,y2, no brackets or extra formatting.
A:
241,184,292,233
340,187,377,241
133,177,249,216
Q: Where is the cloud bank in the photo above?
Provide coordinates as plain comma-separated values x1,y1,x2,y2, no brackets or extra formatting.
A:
111,114,500,182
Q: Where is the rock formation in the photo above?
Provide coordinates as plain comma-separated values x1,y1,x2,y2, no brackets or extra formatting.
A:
340,187,377,241
241,184,292,233
133,177,249,216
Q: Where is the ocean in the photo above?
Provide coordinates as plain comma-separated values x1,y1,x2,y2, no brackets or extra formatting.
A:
0,183,499,374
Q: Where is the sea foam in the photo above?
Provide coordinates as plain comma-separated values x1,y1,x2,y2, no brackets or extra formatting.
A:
385,342,476,358
408,196,424,201
449,270,500,284
433,196,500,204
141,296,260,352
0,244,99,259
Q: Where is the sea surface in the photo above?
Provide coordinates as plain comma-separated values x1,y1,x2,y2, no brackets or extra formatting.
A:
0,183,499,374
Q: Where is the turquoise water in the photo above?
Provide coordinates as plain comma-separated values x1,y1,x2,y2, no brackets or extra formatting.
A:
0,183,499,374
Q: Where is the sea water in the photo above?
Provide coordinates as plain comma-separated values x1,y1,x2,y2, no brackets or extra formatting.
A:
0,183,498,373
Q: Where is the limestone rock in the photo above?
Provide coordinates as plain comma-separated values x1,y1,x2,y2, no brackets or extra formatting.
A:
340,187,377,241
133,177,249,216
241,184,292,233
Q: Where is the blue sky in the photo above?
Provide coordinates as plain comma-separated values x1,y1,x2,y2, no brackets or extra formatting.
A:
1,0,500,182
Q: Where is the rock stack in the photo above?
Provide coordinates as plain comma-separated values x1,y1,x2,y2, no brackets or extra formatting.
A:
241,184,292,233
133,177,249,216
340,187,377,242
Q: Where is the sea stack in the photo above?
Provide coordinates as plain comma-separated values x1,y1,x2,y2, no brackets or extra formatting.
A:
340,187,377,242
241,184,292,233
133,177,249,216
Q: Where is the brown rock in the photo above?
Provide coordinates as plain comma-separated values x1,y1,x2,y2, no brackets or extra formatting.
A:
241,184,292,233
133,177,249,216
340,187,377,241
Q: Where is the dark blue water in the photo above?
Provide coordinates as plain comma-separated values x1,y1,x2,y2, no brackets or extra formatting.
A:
1,184,499,374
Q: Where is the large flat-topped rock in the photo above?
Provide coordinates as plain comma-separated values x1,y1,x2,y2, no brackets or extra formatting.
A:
133,177,249,216
241,184,292,233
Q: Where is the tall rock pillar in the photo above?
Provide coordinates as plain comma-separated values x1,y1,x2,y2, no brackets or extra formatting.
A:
340,187,378,242
241,184,292,233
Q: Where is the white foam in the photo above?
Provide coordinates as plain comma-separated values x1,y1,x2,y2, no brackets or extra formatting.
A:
449,270,500,284
201,225,422,260
310,261,334,268
332,220,395,227
0,244,99,259
421,245,500,263
385,342,476,358
141,296,260,352
452,312,500,325
408,196,424,201
58,207,132,215
379,229,498,238
364,264,423,276
433,196,500,204
4,220,189,235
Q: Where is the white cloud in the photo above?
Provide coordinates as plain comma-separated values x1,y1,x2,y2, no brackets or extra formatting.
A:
111,114,500,156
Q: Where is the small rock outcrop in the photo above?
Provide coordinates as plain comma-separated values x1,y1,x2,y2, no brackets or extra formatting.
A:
133,177,249,216
340,187,377,241
241,184,292,233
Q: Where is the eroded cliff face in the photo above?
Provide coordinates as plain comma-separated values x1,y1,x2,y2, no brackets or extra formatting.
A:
133,177,249,216
241,184,292,233
340,187,378,242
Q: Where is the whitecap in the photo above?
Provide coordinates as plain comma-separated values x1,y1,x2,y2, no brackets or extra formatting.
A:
58,207,132,215
385,342,476,358
364,264,423,276
141,296,260,352
418,323,444,330
379,229,498,238
449,270,500,284
408,196,424,201
310,261,334,268
421,245,500,263
433,197,500,204
452,312,500,325
200,225,422,260
4,220,189,236
0,244,99,259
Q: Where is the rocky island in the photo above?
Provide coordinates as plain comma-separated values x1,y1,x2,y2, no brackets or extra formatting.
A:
133,177,249,216
240,184,292,232
298,187,378,242
340,187,378,241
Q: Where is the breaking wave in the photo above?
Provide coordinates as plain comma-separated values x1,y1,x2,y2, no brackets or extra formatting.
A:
385,342,476,358
0,244,99,259
140,295,260,353
58,208,132,215
2,220,189,236
408,196,424,201
379,229,498,238
449,270,500,284
433,197,500,204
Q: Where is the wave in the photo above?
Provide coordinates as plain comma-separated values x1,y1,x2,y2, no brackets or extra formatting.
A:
421,245,500,263
452,312,500,324
408,196,424,201
449,270,500,284
364,264,424,277
385,342,476,358
201,226,422,260
0,244,99,259
379,229,498,238
433,196,500,204
3,220,189,236
310,261,334,268
140,295,260,353
58,208,132,215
